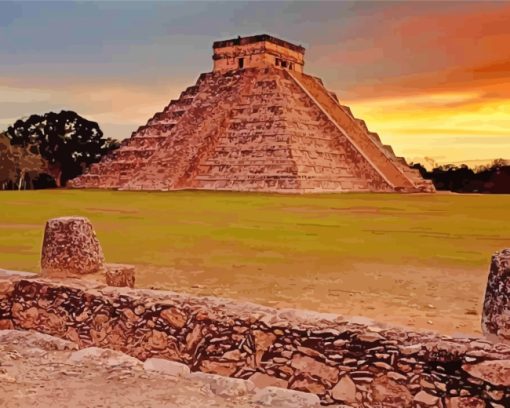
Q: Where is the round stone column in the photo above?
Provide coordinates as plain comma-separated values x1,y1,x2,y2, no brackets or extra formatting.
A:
40,216,105,277
482,248,510,342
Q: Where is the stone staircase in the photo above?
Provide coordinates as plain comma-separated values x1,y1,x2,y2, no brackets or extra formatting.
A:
287,71,434,192
68,83,203,189
122,71,250,190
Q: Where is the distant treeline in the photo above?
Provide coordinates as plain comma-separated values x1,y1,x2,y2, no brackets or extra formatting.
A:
411,160,510,194
1,111,118,190
0,132,56,190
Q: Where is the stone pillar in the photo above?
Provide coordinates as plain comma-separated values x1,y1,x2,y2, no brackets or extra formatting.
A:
482,249,510,342
40,216,105,277
105,263,135,288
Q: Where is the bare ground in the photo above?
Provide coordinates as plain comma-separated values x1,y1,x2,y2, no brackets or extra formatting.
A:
132,262,485,338
0,330,326,408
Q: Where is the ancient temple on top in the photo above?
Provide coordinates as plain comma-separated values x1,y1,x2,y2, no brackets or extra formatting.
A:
69,34,434,193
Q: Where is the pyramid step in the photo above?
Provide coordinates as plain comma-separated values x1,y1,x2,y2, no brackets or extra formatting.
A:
288,71,417,191
71,65,432,193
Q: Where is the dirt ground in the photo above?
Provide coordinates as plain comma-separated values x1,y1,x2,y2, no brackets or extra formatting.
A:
134,261,485,338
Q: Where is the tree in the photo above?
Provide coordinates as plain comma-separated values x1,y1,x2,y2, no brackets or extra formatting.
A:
5,111,119,186
410,160,510,193
0,132,51,190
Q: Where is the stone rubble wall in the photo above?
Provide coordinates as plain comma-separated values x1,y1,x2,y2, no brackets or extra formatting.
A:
482,249,510,343
0,328,322,408
1,274,509,407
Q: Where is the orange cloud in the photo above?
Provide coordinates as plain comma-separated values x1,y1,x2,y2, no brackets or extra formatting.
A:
320,3,510,164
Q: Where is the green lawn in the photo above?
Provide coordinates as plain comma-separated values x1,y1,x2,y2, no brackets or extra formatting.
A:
1,189,508,272
1,189,509,334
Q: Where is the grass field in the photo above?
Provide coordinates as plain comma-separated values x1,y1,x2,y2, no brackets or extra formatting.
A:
1,189,510,335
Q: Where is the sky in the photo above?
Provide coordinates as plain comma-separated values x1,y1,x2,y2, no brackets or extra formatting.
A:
1,1,510,165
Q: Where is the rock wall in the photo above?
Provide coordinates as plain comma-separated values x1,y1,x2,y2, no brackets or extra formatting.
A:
1,274,509,407
482,249,510,343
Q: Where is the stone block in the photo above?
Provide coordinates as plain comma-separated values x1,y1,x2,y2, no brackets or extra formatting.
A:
105,263,135,288
482,249,510,342
252,386,321,408
143,358,190,377
249,372,288,389
40,216,104,277
190,371,255,397
68,346,141,368
0,329,78,351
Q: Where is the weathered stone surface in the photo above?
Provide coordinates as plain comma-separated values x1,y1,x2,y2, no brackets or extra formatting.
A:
462,360,510,386
253,386,320,408
200,360,238,377
69,35,433,193
482,249,510,343
143,358,190,377
105,263,135,288
249,372,288,389
290,375,326,394
40,217,104,277
290,354,338,383
331,375,356,403
68,347,141,367
414,390,439,406
190,371,255,397
371,375,413,407
160,307,187,329
445,397,486,408
0,329,77,351
400,343,423,355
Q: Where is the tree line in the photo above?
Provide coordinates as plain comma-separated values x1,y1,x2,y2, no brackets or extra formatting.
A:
1,111,118,190
1,111,508,193
411,160,510,194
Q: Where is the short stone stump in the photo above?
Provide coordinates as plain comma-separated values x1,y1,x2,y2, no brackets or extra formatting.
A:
105,263,135,288
40,216,104,277
482,248,510,342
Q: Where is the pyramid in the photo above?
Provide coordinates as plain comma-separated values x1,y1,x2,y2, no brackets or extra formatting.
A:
69,34,434,193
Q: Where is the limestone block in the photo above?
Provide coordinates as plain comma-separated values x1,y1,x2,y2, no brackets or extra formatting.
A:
482,249,510,342
249,372,288,389
68,346,141,368
331,375,356,403
144,358,190,377
40,217,104,277
190,371,255,397
0,329,78,351
252,386,320,408
462,360,510,387
105,263,135,288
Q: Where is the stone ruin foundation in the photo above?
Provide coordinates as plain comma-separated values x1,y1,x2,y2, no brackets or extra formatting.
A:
41,216,105,277
482,249,510,344
0,274,509,407
2,217,510,406
40,216,135,288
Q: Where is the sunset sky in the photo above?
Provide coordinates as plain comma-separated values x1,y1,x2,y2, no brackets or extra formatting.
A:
1,1,509,165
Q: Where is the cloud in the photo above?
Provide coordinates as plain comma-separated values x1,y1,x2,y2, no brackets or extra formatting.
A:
1,1,509,163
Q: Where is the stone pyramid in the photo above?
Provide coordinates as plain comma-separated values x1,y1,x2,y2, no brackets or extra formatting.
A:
69,34,434,193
